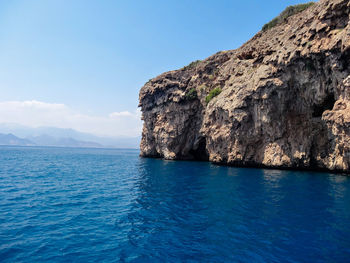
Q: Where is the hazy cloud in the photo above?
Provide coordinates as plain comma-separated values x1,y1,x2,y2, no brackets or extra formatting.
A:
109,111,134,118
0,100,142,137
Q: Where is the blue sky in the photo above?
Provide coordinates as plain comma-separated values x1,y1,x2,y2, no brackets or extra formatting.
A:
0,0,311,137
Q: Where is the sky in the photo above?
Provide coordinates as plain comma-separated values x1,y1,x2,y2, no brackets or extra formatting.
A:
0,0,312,137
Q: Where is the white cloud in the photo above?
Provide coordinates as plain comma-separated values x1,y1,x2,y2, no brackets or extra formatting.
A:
109,111,133,118
19,100,67,110
0,100,142,137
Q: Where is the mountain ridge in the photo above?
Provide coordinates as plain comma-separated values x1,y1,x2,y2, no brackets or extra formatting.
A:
0,133,104,148
0,133,35,146
0,124,140,149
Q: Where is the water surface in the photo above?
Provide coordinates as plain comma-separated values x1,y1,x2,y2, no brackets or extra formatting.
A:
0,146,350,262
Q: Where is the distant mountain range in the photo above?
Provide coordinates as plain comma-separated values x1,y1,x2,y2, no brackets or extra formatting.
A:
0,133,106,148
0,123,140,148
27,135,103,148
0,133,35,146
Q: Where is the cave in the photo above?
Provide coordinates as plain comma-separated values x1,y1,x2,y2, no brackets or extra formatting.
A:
312,93,336,117
189,137,209,161
339,48,350,71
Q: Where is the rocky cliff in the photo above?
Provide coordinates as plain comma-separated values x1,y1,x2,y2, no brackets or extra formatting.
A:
139,0,350,173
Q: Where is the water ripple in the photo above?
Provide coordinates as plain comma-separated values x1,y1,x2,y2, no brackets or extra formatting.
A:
0,146,350,262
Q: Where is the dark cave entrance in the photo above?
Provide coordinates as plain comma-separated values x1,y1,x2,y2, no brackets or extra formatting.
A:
312,93,336,117
190,136,209,161
340,48,350,71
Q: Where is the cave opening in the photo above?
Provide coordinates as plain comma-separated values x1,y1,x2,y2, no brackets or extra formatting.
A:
312,93,336,117
340,48,350,71
190,137,209,161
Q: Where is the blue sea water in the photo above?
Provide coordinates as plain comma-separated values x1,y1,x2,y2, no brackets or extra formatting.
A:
0,147,350,262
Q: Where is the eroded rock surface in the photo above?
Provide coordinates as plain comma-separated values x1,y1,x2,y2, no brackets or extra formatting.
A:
139,0,350,172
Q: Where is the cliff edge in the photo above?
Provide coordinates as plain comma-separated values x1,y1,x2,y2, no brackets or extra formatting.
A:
139,0,350,173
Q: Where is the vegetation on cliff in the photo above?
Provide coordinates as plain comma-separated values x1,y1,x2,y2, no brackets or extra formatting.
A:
205,87,222,103
182,60,201,70
262,2,315,31
185,88,198,100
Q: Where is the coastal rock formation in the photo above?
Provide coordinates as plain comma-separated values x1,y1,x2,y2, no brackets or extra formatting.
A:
139,0,350,172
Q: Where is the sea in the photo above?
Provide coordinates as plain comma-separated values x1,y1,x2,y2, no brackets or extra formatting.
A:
0,146,350,262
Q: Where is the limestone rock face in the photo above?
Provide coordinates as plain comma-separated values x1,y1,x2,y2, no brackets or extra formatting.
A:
139,0,350,173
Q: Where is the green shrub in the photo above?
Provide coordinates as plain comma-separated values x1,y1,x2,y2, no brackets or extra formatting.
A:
208,74,215,80
205,87,222,103
262,2,315,32
182,60,201,70
185,88,197,100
